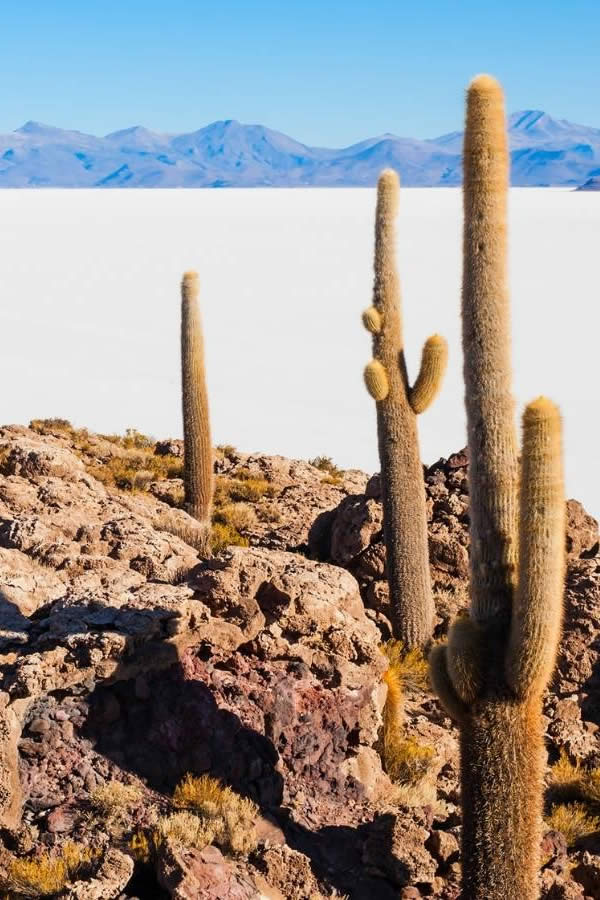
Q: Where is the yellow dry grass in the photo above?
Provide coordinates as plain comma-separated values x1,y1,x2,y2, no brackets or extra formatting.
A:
3,842,96,897
545,802,600,847
171,774,258,856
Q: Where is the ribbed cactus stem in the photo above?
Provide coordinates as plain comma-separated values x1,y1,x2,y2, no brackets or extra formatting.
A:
362,168,446,647
429,76,567,900
181,270,213,549
506,398,565,698
409,334,448,414
462,74,519,627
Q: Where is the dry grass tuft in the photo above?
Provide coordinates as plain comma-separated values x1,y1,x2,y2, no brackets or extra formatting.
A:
379,641,433,787
309,455,344,485
548,751,585,802
217,475,272,504
90,781,144,834
122,428,155,450
381,640,429,693
128,829,152,865
214,502,257,532
545,802,600,847
153,513,209,554
2,842,96,897
548,751,600,809
259,502,282,523
215,444,237,460
384,735,435,786
210,522,249,554
585,769,600,806
171,774,258,856
29,417,73,434
87,450,182,492
154,811,215,852
173,774,228,810
390,777,440,810
309,455,341,475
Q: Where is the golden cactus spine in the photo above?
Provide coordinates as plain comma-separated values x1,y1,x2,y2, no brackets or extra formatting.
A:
362,169,447,647
181,271,213,550
429,76,566,900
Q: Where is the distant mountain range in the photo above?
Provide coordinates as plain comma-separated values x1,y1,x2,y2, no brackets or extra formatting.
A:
1,110,599,188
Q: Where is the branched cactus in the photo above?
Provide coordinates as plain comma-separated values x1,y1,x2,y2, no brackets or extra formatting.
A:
362,169,448,647
429,76,566,900
181,271,213,552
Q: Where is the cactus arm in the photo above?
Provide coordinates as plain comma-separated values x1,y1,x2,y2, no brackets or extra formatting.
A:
462,74,519,627
364,360,389,402
181,270,213,548
362,306,383,334
505,398,565,698
446,616,485,704
429,644,468,721
409,334,448,414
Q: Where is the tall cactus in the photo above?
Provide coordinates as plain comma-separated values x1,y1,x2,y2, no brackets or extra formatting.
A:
362,170,447,647
181,270,213,551
429,76,566,900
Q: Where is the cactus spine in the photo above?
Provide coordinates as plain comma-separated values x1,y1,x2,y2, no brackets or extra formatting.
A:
181,271,213,551
429,76,566,900
362,169,447,647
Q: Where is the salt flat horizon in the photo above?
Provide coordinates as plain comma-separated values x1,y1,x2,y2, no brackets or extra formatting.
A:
0,186,598,516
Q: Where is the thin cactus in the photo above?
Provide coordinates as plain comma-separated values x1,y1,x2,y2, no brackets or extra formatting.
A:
429,76,566,900
362,169,448,647
181,270,213,553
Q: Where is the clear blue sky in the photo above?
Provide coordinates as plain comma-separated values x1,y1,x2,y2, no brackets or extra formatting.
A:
1,0,598,145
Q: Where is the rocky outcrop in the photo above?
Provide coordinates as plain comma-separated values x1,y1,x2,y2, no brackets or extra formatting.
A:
64,849,134,900
1,424,599,899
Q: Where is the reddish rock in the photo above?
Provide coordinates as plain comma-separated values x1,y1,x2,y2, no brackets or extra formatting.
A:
362,811,436,889
566,500,599,559
542,829,569,863
426,828,460,865
540,868,586,899
572,852,600,895
157,841,261,899
64,848,134,899
154,439,184,458
46,805,76,833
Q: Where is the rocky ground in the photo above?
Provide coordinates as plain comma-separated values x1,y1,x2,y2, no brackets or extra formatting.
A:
0,422,599,899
